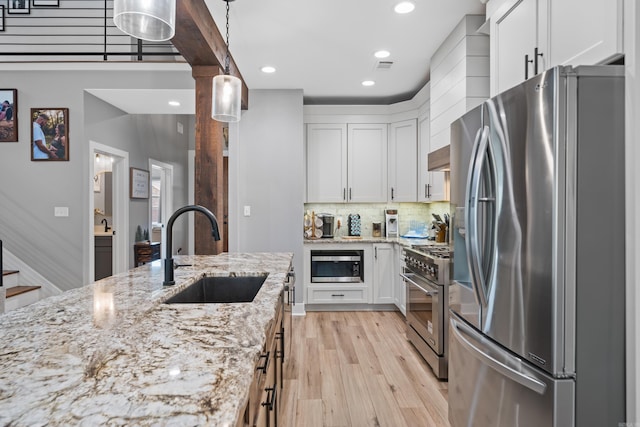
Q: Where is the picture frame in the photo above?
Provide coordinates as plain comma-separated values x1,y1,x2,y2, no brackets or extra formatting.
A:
0,89,17,142
30,108,69,161
0,6,5,31
130,168,150,199
7,0,29,14
32,0,59,6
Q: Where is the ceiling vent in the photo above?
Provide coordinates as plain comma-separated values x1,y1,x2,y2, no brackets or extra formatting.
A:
375,61,394,70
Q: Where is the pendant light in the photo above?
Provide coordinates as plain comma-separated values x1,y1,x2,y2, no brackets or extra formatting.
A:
212,0,242,123
113,0,176,42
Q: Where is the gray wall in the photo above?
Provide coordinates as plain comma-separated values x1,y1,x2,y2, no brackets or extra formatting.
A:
0,69,194,291
230,90,304,301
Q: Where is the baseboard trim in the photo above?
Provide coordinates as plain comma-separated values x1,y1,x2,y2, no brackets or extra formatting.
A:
292,303,306,316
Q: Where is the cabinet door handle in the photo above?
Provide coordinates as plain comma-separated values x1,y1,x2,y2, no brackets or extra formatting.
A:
256,351,270,373
261,386,277,411
349,188,352,201
391,187,395,200
524,54,533,80
425,184,428,198
427,183,431,198
343,188,346,201
534,47,543,75
375,247,378,259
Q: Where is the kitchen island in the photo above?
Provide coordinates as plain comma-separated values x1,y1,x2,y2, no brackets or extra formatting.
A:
0,252,293,426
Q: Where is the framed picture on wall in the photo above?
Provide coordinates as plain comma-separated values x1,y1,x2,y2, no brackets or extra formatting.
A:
0,89,17,142
30,108,69,161
130,167,150,199
32,0,59,6
7,0,29,14
0,6,5,31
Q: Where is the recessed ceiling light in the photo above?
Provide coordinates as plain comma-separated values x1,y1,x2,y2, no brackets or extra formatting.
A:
168,101,181,107
261,66,276,73
362,80,376,87
394,1,415,14
374,50,390,59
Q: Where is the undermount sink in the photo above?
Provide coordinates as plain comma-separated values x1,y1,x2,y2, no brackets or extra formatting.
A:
164,273,268,304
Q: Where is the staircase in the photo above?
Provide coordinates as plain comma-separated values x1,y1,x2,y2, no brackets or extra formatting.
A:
2,270,41,313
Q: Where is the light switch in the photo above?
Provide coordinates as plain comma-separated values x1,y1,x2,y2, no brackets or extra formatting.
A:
243,206,251,216
54,207,69,217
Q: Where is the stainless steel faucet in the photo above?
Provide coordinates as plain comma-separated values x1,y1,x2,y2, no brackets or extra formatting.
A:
163,205,221,286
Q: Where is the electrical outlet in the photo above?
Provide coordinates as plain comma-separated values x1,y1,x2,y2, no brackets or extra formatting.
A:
244,206,251,216
54,207,69,217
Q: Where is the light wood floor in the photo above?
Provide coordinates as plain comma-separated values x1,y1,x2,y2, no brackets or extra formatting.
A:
280,311,450,427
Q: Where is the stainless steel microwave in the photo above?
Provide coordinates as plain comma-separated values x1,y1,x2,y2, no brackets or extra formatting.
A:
310,250,363,283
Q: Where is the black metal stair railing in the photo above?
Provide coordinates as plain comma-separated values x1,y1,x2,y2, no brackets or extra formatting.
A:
0,0,183,62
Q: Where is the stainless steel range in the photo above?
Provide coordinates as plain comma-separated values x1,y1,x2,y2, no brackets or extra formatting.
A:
402,244,452,380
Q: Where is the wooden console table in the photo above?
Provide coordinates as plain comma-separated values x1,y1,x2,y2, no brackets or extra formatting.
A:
134,242,161,266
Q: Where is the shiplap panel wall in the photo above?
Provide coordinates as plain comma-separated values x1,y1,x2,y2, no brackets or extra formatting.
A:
0,0,179,61
429,15,489,151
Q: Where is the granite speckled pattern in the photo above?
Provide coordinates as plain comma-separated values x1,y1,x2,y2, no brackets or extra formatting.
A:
303,236,437,248
0,252,293,426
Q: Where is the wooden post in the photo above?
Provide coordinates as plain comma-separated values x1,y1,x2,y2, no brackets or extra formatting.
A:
193,66,225,255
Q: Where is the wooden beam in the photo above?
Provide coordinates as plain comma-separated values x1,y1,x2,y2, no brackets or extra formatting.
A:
193,66,225,255
428,145,450,171
172,0,249,109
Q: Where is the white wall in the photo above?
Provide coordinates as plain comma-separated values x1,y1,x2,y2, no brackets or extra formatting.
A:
430,14,489,151
0,67,194,290
229,90,304,301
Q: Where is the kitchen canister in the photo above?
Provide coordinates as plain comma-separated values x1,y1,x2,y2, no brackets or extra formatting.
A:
348,214,361,236
372,222,382,237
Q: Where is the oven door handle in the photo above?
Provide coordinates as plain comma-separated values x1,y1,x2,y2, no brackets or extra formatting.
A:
400,273,439,296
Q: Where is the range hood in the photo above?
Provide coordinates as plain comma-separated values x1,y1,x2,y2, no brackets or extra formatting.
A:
428,145,450,171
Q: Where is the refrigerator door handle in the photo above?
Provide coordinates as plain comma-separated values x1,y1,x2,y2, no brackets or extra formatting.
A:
451,316,547,395
466,125,490,308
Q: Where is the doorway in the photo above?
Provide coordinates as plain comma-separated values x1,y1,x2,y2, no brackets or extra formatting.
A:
88,141,129,283
149,159,173,259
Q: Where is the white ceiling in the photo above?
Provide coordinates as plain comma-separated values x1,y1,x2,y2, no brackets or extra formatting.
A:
88,0,486,114
205,0,486,104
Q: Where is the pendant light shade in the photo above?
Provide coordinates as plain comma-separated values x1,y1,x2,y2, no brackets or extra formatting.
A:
212,0,242,123
212,74,242,122
113,0,176,42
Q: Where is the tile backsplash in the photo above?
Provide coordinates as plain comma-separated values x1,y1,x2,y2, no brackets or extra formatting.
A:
304,202,450,238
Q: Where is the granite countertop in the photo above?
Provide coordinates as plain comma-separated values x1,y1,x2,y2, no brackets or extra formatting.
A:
0,252,293,426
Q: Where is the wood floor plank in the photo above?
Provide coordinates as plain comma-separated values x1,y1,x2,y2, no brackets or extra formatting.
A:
282,311,450,427
297,337,322,400
339,364,379,427
295,399,323,427
319,349,352,427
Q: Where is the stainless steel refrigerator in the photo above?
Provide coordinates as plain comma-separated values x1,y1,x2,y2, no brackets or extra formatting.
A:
448,65,625,427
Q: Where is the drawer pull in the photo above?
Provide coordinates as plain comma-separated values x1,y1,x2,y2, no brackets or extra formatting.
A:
256,351,270,373
331,294,345,297
262,386,277,411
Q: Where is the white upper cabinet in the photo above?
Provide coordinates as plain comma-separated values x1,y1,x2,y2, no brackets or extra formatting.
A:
347,124,388,203
418,113,447,202
489,0,623,96
306,124,348,203
492,0,541,94
388,119,418,202
306,123,387,203
547,0,623,67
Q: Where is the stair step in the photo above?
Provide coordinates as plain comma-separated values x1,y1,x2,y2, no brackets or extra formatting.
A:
2,270,20,288
6,286,41,298
2,270,19,276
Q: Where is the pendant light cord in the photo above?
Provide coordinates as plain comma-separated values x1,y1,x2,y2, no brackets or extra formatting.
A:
224,0,231,75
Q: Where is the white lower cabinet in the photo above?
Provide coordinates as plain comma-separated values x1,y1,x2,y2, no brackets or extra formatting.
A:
307,287,369,304
304,242,401,308
373,244,394,304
